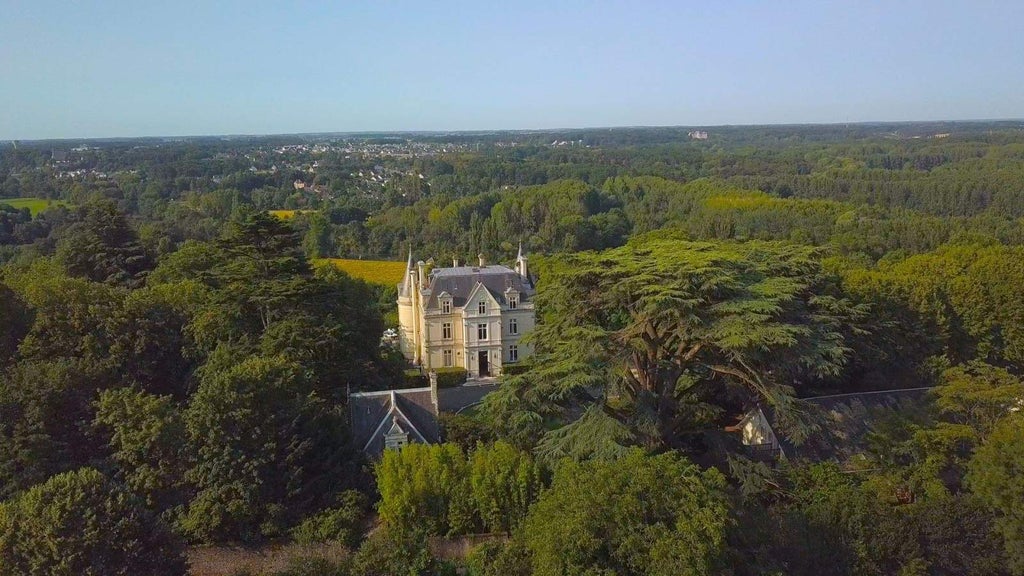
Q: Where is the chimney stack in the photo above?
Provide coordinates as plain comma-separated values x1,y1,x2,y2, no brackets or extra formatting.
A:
478,253,486,267
428,371,439,412
417,260,426,285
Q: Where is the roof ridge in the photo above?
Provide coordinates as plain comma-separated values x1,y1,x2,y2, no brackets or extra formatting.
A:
351,387,432,397
803,386,933,401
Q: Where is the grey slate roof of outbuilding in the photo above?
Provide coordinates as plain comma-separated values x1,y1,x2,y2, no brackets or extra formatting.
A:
779,387,933,461
350,388,440,457
438,383,501,413
350,383,505,456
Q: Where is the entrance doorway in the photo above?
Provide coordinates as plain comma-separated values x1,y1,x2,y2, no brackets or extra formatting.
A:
478,351,490,377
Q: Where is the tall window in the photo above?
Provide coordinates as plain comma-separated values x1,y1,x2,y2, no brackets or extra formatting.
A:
477,323,488,340
508,344,518,362
443,349,453,367
509,318,518,335
478,300,486,314
508,295,518,309
441,299,451,314
442,322,452,340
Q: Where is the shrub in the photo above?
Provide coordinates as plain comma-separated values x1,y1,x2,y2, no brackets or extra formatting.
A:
467,540,531,576
403,369,429,388
435,367,468,388
523,450,730,576
441,412,494,450
470,441,544,534
351,527,436,576
501,363,531,376
377,443,476,536
292,490,369,548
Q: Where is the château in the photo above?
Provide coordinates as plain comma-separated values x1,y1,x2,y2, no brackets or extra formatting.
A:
397,246,536,377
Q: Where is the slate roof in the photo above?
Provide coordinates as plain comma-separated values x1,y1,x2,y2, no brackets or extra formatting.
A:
350,388,440,457
772,387,933,462
438,383,501,413
422,264,534,310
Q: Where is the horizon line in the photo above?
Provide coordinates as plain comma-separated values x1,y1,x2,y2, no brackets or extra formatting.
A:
3,117,1023,144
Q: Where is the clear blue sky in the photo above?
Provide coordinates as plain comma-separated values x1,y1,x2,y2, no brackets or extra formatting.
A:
1,1,1022,139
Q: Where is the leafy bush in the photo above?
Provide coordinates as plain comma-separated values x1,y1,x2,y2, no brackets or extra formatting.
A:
441,412,494,450
403,369,429,388
467,540,531,576
500,362,531,376
377,443,476,536
435,367,468,388
351,527,436,576
470,441,544,534
292,490,369,548
523,449,729,576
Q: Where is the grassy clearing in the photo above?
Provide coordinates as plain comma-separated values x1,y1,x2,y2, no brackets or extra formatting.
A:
315,258,407,286
269,209,315,219
0,197,69,215
188,542,349,576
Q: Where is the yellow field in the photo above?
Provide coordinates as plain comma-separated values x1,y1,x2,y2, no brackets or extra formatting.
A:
315,258,407,286
269,209,315,219
0,197,70,215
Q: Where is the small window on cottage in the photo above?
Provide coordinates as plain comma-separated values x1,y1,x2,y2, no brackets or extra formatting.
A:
442,299,451,314
478,300,486,314
509,344,518,362
509,318,518,335
443,349,453,367
477,323,488,340
442,322,452,340
385,433,408,451
508,295,518,309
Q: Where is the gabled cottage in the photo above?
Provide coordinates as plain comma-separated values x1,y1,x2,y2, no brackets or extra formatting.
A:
350,387,440,457
349,374,501,458
730,387,933,462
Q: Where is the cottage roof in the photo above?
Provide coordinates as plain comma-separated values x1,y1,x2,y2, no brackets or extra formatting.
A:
778,387,933,461
350,388,439,456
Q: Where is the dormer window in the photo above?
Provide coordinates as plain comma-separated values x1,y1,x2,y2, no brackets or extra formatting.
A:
478,300,486,314
506,288,519,310
442,300,451,314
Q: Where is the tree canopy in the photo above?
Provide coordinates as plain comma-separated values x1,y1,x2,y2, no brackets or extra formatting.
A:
486,233,864,452
0,467,186,576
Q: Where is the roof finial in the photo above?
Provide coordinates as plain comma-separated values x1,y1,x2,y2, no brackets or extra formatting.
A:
517,241,523,259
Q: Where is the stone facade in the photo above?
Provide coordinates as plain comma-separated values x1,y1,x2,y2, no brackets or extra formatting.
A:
397,248,536,377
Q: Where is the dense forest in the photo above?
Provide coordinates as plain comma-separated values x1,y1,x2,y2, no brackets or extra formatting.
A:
1,122,1024,575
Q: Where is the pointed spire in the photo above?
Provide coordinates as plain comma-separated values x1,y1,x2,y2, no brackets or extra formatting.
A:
516,242,529,282
399,246,415,297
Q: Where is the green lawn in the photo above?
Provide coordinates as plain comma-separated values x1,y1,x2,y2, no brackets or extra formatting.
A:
0,197,69,215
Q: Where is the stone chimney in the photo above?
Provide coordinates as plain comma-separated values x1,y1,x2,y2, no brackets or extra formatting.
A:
478,253,486,267
417,260,426,285
428,371,439,412
453,258,459,267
